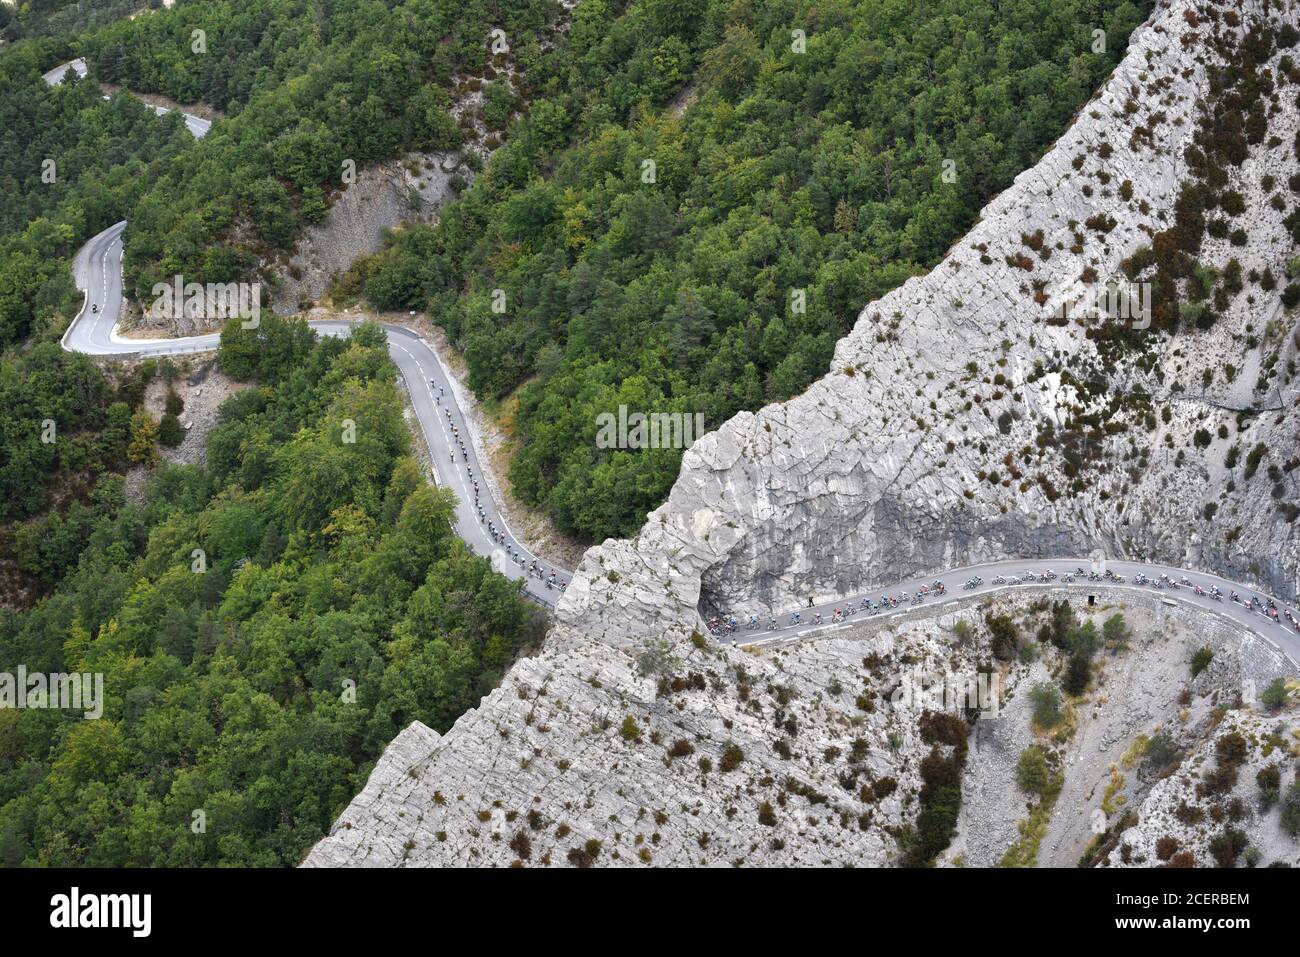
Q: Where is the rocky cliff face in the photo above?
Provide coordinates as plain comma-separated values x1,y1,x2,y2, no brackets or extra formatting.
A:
556,0,1300,640
267,152,467,316
1103,704,1300,868
306,0,1300,866
620,0,1300,627
304,615,935,867
303,585,1296,867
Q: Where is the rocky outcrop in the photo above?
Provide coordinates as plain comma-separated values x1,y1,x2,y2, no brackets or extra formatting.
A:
268,153,467,316
557,0,1299,638
1103,701,1300,868
307,0,1300,866
304,584,1296,867
605,0,1299,625
956,597,1296,868
307,721,444,865
304,595,994,867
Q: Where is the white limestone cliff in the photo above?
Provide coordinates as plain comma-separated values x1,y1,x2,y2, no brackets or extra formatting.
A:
305,0,1300,867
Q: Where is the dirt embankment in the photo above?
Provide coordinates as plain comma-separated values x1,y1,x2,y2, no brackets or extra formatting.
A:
267,153,468,317
100,82,223,122
123,357,249,503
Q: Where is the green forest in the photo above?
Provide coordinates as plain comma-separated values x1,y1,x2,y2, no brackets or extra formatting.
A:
349,0,1151,540
0,40,191,346
3,0,1150,539
3,0,570,340
0,0,1157,866
0,0,559,869
1,0,156,43
84,0,565,303
0,320,542,865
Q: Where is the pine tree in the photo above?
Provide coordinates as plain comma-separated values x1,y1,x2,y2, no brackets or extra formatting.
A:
158,412,184,447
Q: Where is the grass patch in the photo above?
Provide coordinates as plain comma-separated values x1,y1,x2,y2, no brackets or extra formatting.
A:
1101,768,1127,816
1000,771,1064,867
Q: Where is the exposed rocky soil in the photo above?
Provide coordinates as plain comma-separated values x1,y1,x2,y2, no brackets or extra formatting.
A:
2,356,242,606
307,0,1300,867
954,594,1291,867
100,81,222,122
267,8,573,316
1107,706,1300,867
141,358,247,468
267,152,468,317
304,587,1296,867
304,598,989,867
124,358,247,503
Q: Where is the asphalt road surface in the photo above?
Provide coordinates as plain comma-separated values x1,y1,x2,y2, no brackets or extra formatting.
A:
737,558,1300,665
49,61,1299,658
41,57,88,85
60,225,1300,654
46,44,551,600
43,58,212,138
62,219,571,605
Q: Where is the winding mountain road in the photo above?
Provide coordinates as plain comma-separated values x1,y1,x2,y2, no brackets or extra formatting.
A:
62,217,573,605
742,558,1300,664
47,61,568,603
48,64,1300,663
61,218,1300,661
43,58,212,137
